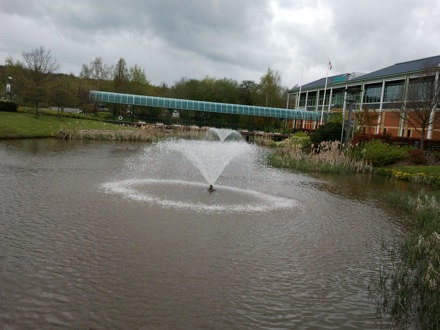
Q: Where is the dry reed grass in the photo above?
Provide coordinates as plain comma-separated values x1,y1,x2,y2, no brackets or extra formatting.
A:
57,125,208,142
270,140,371,174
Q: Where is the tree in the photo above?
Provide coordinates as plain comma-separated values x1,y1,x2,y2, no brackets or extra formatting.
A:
113,58,129,93
356,108,378,134
254,68,285,131
127,64,150,95
258,68,284,108
239,80,258,105
20,46,60,115
50,75,78,116
399,63,440,151
80,57,113,91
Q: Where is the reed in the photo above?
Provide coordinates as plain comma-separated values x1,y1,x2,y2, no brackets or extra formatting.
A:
375,190,440,329
267,140,372,174
57,126,207,142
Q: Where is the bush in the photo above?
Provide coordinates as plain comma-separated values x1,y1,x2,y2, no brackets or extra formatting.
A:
309,122,342,144
352,133,373,145
361,139,409,167
408,149,427,164
0,100,18,112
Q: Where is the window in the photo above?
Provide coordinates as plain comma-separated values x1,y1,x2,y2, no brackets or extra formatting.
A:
331,91,344,107
318,90,330,106
407,76,436,101
307,92,316,106
384,81,403,102
363,84,382,103
299,94,306,107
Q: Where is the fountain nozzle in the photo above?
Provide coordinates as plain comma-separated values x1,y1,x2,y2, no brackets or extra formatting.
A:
208,185,216,192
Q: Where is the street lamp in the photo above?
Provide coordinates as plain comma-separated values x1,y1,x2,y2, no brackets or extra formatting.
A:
6,76,12,100
340,86,362,150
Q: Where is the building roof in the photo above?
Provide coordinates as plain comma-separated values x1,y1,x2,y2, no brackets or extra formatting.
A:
350,55,440,82
290,55,440,92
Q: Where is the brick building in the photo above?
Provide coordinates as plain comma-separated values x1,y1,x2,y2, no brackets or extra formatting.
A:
288,55,440,140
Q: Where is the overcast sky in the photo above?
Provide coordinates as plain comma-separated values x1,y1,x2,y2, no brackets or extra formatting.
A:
1,0,440,88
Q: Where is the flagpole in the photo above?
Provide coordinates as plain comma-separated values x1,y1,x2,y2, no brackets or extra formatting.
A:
320,59,331,125
297,69,303,109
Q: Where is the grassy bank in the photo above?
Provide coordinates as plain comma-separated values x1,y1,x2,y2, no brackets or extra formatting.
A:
375,166,440,187
0,111,127,139
0,111,207,141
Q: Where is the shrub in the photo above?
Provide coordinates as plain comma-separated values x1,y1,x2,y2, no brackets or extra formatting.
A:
0,100,18,112
352,133,373,145
309,122,342,144
408,149,427,164
361,139,409,167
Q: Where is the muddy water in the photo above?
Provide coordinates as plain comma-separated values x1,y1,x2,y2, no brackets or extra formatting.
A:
0,139,408,329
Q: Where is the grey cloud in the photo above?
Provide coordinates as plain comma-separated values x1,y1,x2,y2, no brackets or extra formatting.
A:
1,0,440,87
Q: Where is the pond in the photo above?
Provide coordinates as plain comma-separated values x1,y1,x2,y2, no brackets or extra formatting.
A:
0,138,410,329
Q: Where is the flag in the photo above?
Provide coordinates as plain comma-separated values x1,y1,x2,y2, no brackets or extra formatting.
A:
329,59,332,70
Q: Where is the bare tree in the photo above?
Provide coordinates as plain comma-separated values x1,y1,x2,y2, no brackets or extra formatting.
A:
21,46,60,115
400,63,440,151
80,57,113,91
356,108,378,134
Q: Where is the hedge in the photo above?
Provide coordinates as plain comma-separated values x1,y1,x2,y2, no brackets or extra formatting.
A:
0,100,18,112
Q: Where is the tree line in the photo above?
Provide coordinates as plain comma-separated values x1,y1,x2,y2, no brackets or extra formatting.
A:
1,46,294,130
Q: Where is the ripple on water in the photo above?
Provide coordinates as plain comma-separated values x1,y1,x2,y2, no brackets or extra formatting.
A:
101,179,298,213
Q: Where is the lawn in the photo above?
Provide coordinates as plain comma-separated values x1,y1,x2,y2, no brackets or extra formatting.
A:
0,112,129,139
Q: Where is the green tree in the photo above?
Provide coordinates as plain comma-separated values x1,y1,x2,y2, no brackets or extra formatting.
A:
128,64,150,95
172,78,201,100
258,68,284,108
239,80,258,105
20,46,60,116
50,75,78,116
113,58,129,93
254,68,285,131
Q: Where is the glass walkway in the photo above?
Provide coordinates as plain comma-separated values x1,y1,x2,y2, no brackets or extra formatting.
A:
89,91,323,121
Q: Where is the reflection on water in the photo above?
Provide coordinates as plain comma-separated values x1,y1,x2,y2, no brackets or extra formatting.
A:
0,139,410,329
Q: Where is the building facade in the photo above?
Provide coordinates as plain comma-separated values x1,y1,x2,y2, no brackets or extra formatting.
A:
288,55,440,140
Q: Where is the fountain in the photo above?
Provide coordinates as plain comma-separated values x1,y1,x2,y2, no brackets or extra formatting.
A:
204,128,243,142
102,128,296,213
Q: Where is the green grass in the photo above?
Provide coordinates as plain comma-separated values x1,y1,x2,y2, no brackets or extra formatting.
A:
0,111,130,139
387,165,440,176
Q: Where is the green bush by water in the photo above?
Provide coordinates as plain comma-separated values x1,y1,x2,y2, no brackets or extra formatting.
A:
356,139,409,167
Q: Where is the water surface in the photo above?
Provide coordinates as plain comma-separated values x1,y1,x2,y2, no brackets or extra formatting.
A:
0,139,408,329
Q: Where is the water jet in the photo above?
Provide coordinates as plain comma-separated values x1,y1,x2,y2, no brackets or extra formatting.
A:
103,128,296,212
